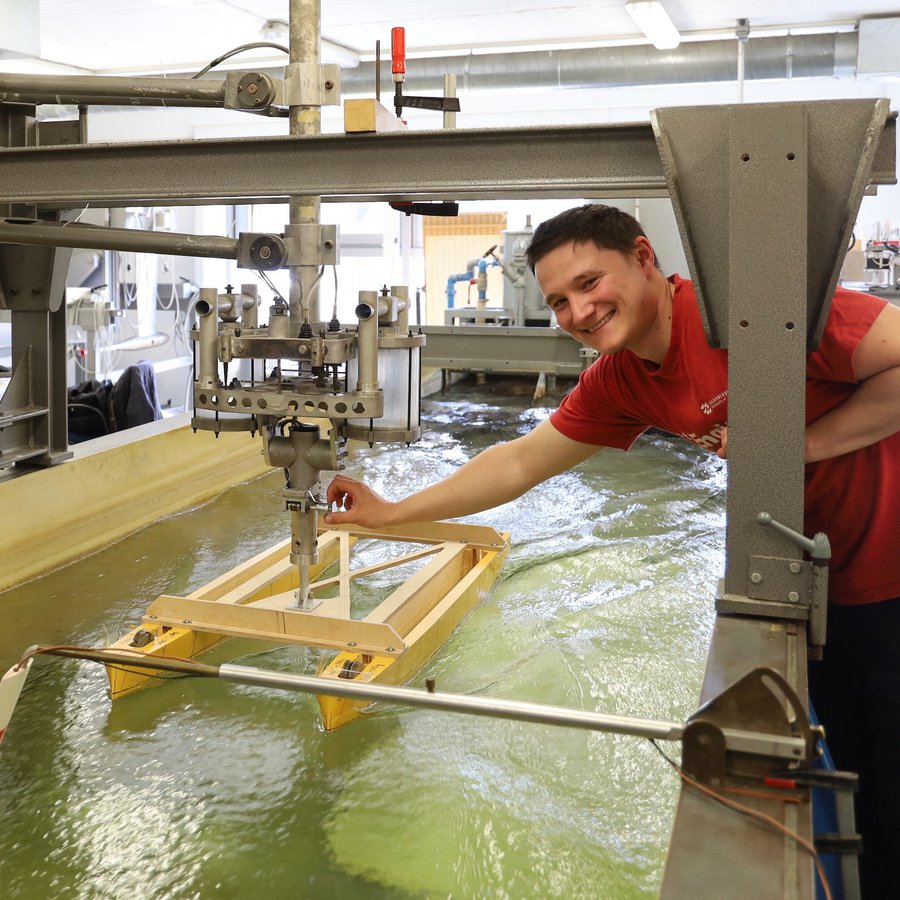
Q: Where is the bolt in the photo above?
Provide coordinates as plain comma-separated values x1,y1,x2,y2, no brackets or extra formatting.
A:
750,572,763,584
182,619,192,624
324,240,335,250
325,80,335,90
234,342,244,353
386,647,396,652
347,641,357,647
426,678,436,693
788,591,800,603
789,562,801,574
258,245,271,259
247,83,258,95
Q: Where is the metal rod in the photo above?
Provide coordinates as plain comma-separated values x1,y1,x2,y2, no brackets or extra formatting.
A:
0,218,239,259
28,645,684,742
288,0,322,327
0,73,227,105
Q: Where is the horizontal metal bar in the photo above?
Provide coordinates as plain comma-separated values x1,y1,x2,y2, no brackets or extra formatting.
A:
421,325,587,376
0,218,239,259
33,644,684,741
30,644,805,759
219,662,687,740
0,73,226,105
0,123,668,206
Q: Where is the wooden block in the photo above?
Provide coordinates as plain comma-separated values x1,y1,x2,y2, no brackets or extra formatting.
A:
344,99,407,134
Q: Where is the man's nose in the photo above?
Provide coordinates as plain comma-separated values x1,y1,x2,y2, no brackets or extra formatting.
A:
568,294,595,326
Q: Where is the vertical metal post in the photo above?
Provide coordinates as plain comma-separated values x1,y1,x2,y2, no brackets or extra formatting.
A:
443,74,457,130
724,105,808,596
288,0,322,328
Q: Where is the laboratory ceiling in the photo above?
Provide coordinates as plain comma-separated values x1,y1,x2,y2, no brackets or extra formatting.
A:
11,1,900,76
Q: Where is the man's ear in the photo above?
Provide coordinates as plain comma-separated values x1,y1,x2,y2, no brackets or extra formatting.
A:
633,236,656,272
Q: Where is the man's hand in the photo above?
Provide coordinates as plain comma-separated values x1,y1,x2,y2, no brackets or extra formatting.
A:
324,474,397,528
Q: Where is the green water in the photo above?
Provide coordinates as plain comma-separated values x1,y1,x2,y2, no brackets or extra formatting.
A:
0,377,726,899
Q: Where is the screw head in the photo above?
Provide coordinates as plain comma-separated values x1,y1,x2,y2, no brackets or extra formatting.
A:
789,562,802,574
750,572,763,584
788,591,800,603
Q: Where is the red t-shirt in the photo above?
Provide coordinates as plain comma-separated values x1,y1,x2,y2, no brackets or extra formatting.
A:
550,275,899,606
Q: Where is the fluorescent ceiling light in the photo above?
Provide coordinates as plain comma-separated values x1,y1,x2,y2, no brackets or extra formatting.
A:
625,1,681,50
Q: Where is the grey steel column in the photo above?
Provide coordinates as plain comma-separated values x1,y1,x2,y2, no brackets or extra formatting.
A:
289,0,322,328
724,106,808,593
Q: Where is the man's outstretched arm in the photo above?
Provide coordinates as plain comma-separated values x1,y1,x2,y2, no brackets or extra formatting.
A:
324,418,599,528
805,303,900,463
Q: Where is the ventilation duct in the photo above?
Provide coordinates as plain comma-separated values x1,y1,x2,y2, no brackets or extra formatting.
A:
340,32,860,95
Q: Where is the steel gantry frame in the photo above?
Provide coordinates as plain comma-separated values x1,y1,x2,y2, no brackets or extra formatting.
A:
0,98,895,898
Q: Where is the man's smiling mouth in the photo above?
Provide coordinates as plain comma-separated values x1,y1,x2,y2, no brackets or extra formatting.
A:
585,309,615,333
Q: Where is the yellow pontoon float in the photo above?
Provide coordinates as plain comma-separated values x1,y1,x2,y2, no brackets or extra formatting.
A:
107,521,509,730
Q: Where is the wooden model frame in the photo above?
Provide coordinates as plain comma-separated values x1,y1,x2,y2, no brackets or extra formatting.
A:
107,521,509,730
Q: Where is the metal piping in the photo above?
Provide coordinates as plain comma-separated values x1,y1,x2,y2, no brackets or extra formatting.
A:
339,32,859,95
196,287,220,389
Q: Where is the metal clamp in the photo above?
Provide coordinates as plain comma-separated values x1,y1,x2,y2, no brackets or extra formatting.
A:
283,223,339,266
282,63,341,107
758,512,830,648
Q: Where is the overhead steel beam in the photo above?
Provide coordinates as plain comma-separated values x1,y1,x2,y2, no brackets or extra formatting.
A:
0,123,668,207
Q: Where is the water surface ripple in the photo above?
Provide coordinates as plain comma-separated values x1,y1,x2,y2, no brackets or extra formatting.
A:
1,377,726,899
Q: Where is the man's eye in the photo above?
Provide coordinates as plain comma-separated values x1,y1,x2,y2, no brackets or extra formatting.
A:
549,298,567,312
582,277,599,290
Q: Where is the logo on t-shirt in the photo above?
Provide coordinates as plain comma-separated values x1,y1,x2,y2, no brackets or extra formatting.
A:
680,423,726,452
699,389,727,416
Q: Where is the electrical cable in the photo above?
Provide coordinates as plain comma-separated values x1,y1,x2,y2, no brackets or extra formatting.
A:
191,42,290,80
255,268,282,299
331,264,339,322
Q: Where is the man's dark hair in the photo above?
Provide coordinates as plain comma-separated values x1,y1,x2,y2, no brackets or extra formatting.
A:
526,203,655,272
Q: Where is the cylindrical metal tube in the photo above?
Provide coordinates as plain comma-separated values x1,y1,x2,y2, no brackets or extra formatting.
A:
0,217,239,259
218,662,685,741
392,284,410,331
355,291,380,393
31,644,685,742
196,287,220,388
0,73,227,105
241,283,259,329
289,0,323,327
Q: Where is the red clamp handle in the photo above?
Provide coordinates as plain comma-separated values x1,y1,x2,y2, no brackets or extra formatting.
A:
391,27,406,76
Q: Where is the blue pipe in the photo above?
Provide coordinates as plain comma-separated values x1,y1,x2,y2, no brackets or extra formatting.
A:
445,271,472,308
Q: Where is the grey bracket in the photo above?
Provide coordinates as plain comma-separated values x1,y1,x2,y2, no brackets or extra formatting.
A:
653,99,892,350
283,223,339,266
654,100,890,659
682,666,819,786
282,63,341,107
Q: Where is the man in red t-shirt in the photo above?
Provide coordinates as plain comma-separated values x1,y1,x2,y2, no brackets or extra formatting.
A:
326,204,900,893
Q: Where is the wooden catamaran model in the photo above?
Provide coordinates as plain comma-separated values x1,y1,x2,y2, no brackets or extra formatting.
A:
106,521,509,730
